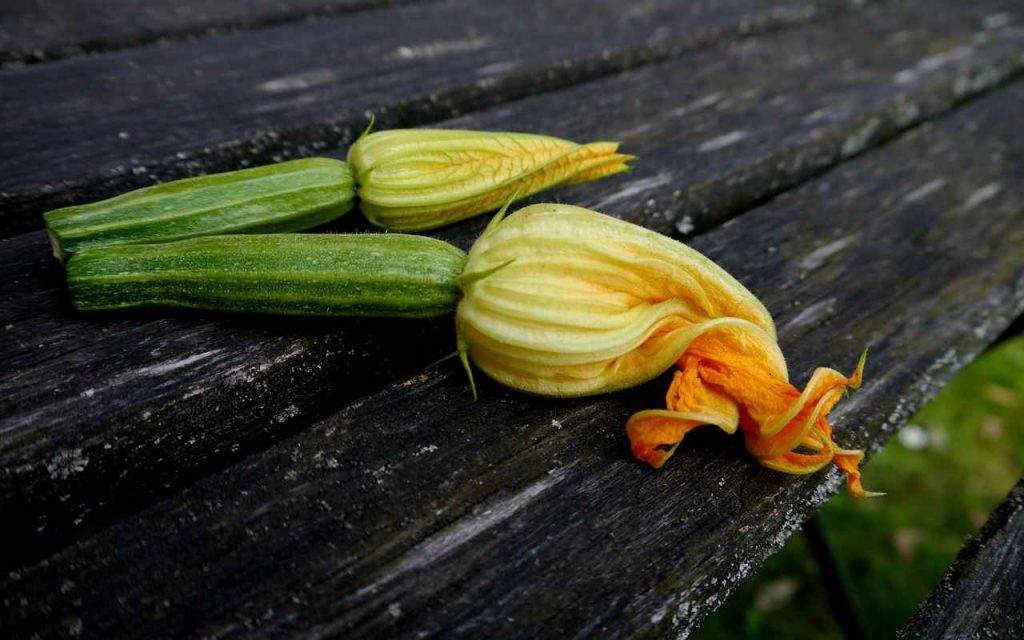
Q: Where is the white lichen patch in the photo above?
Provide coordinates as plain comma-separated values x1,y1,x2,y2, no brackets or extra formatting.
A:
675,215,695,236
803,103,852,125
840,118,880,157
46,449,89,480
886,397,914,433
983,13,1013,30
798,236,856,271
962,182,1002,210
953,64,1007,99
672,599,697,632
698,130,748,153
893,45,975,85
476,60,520,76
903,178,946,203
592,173,673,210
650,602,669,625
259,69,337,93
809,472,844,507
669,92,724,118
135,350,220,377
389,37,488,61
371,465,392,483
274,405,299,424
780,297,836,332
397,372,432,388
894,101,921,127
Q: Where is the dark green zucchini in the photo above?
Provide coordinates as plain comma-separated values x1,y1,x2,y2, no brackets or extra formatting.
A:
45,158,356,262
66,234,467,318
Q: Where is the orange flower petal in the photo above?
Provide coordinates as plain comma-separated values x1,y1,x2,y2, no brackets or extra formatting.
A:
626,412,704,469
628,342,876,497
759,442,835,475
627,360,741,468
743,387,843,459
835,448,885,498
759,350,866,438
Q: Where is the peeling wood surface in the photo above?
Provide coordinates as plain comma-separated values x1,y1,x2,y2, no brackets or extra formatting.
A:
0,0,412,64
0,0,865,237
899,476,1024,639
4,74,1024,638
4,0,1024,572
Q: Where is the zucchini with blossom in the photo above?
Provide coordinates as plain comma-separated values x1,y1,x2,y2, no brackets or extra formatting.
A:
45,127,632,259
65,204,875,496
455,204,877,497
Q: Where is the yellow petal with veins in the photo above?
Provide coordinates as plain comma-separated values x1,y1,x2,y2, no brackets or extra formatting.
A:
348,129,633,231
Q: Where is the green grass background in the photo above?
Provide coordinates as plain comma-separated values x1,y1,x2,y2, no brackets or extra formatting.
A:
695,334,1024,639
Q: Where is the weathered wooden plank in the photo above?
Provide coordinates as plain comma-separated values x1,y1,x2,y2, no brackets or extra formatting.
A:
899,476,1024,640
0,0,411,65
901,477,1024,634
4,72,1024,639
0,0,864,238
3,0,1023,573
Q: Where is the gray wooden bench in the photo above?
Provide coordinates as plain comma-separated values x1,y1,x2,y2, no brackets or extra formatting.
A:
2,0,1023,637
900,476,1024,639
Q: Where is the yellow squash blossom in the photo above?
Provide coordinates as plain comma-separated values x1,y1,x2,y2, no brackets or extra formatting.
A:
348,128,633,231
456,203,876,497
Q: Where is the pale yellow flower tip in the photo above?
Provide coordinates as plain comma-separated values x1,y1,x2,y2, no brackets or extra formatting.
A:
454,203,777,397
347,129,634,232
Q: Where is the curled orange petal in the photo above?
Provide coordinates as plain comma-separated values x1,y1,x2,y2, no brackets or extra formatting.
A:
627,412,703,469
835,448,885,498
628,337,876,496
627,362,740,468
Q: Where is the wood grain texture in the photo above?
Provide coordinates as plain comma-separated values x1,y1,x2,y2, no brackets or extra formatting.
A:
899,477,1024,640
4,75,1024,639
4,0,1024,573
0,0,413,64
0,0,869,237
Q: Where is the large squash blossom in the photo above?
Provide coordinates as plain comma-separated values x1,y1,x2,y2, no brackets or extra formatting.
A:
348,128,633,231
456,204,877,497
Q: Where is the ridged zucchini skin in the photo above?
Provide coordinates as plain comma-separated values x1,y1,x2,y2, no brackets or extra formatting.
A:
66,234,467,318
44,158,356,262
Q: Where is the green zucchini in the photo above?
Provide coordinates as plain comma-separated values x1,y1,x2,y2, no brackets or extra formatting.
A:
66,234,467,318
45,158,356,262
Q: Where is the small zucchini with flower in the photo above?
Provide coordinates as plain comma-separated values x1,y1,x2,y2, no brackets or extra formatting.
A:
45,126,632,259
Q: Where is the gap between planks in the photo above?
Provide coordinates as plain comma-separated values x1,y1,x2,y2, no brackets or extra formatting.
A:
0,0,429,68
